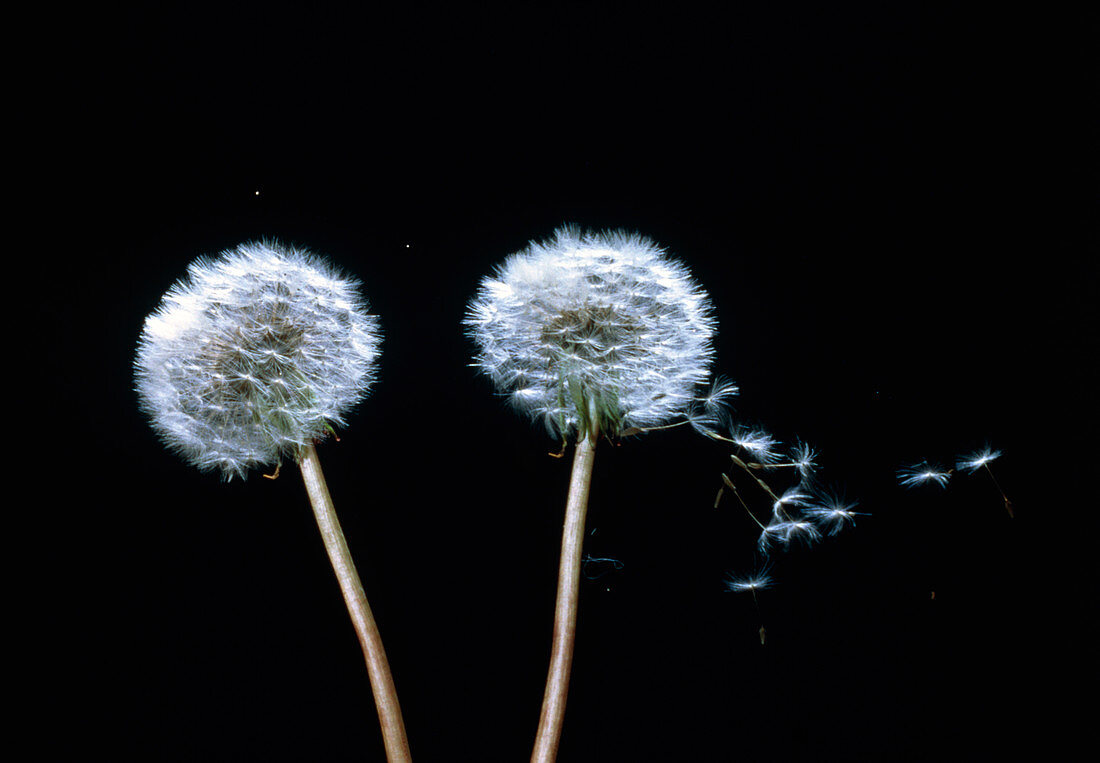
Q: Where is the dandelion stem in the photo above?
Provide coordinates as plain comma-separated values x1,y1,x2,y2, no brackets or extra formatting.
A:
298,443,412,763
532,431,597,763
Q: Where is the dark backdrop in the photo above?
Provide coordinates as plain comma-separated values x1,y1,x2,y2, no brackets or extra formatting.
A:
29,4,1091,761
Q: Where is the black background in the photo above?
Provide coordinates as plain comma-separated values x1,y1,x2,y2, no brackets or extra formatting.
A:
27,3,1092,761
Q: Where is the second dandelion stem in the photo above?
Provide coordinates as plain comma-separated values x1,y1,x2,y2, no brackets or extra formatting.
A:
532,431,597,763
299,443,413,763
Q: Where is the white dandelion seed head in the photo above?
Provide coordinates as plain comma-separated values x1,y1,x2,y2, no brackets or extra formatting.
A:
134,240,382,480
464,225,717,439
897,461,952,489
957,447,1002,473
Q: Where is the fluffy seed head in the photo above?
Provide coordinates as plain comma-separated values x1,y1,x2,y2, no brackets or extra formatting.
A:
134,240,382,479
464,226,717,439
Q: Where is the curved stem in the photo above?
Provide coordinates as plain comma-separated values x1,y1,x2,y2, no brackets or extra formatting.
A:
531,432,597,763
298,443,413,763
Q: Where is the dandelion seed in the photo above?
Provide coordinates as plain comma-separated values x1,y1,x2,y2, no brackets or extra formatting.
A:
783,520,822,547
724,567,774,593
897,462,952,489
689,375,740,436
772,487,812,519
725,562,772,645
805,491,866,535
957,446,1013,517
686,406,727,439
741,438,817,476
788,441,819,477
956,447,1002,474
700,375,740,412
758,520,821,552
730,425,781,465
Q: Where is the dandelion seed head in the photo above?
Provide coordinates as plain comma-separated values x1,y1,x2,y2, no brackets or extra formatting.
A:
465,225,716,439
135,240,382,479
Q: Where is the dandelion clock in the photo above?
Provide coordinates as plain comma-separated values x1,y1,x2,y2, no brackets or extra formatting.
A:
465,226,717,761
135,241,411,762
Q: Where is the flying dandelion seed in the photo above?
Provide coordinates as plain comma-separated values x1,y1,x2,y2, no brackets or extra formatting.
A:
772,486,812,517
724,569,774,594
700,375,740,412
897,461,952,489
956,447,1002,473
687,376,740,437
787,441,819,477
725,562,772,645
805,491,865,535
957,446,1013,517
730,425,782,465
758,520,821,552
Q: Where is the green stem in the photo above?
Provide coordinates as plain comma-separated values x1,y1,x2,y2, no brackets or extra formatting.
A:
531,431,598,763
298,443,413,763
